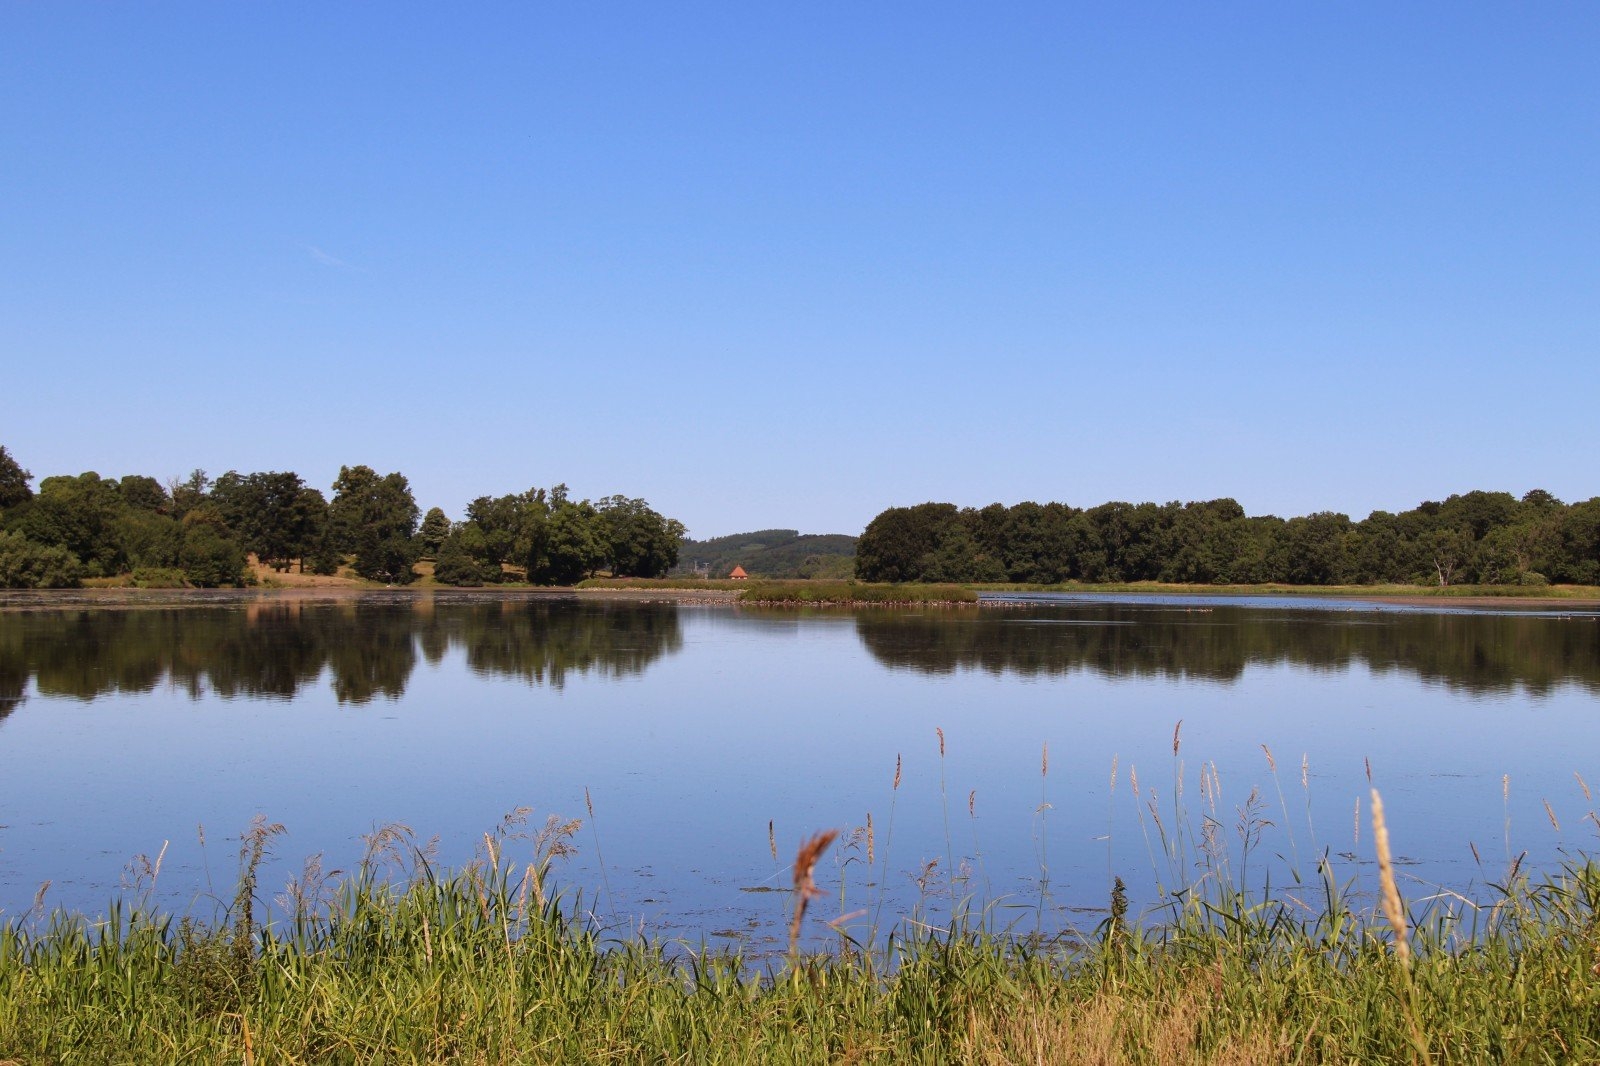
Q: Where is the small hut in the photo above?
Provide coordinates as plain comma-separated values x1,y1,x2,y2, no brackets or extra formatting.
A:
729,565,749,581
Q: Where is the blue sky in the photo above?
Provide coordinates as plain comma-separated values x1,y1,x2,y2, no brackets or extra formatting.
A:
3,4,1595,537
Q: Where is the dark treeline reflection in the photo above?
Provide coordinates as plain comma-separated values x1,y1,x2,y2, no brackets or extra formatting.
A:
856,606,1600,697
0,599,682,712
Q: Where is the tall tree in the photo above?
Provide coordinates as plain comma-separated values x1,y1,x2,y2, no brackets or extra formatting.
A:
166,469,211,522
211,471,325,572
18,472,127,577
418,507,451,558
178,511,248,587
855,503,961,582
117,475,169,513
0,446,32,510
540,500,606,584
328,465,421,583
598,495,686,578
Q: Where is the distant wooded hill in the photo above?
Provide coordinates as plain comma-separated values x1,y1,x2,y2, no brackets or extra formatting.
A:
673,529,858,579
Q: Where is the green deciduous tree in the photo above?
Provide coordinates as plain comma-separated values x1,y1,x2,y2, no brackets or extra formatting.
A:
167,469,210,522
178,514,247,587
432,530,489,586
418,507,451,559
540,500,606,584
210,471,328,572
0,530,83,588
1425,528,1474,587
597,495,686,578
855,503,961,582
0,446,33,511
17,472,128,577
328,465,421,584
117,475,169,513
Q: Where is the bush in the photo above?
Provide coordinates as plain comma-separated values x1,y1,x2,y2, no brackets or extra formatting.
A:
433,541,487,586
180,524,247,587
0,530,83,588
1520,571,1550,586
130,567,189,589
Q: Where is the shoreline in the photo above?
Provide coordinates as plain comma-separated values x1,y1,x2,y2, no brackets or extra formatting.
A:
4,583,1598,612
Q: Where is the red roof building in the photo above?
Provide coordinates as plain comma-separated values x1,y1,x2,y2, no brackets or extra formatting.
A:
729,565,749,580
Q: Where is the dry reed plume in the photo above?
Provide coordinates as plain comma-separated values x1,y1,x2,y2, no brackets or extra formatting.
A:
1369,788,1410,968
788,829,839,957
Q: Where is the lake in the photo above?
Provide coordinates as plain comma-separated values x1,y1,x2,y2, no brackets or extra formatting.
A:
1,590,1597,953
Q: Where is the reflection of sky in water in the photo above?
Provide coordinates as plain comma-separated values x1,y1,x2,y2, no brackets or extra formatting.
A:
0,597,1596,953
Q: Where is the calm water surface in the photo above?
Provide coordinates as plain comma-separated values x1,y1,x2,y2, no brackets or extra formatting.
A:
1,591,1597,951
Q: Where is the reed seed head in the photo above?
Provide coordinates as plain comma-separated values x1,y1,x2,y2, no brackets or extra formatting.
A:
937,727,946,758
893,753,902,791
793,830,838,897
1544,798,1561,832
1261,744,1276,773
1577,771,1592,803
788,828,841,957
1369,788,1411,967
968,789,976,818
1041,741,1049,778
1172,720,1182,756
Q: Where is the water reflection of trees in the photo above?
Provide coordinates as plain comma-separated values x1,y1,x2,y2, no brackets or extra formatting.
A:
0,599,681,713
450,599,683,687
855,607,1600,696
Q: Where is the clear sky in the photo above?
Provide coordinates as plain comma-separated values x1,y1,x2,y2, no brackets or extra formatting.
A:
3,4,1595,538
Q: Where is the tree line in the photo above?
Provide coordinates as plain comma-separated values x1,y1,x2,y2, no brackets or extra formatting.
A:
0,444,683,589
855,491,1600,587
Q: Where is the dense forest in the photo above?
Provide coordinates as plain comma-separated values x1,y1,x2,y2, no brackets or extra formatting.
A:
856,492,1600,587
672,529,857,579
0,444,683,589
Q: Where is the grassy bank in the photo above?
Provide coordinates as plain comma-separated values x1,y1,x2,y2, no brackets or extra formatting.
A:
4,810,1600,1063
970,579,1600,600
739,580,978,605
576,576,745,591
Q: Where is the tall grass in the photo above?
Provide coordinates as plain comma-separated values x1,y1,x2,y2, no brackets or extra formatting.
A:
5,752,1600,1063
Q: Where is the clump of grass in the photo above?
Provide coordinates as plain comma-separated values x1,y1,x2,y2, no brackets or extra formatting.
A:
7,779,1600,1063
576,576,743,591
739,580,978,605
